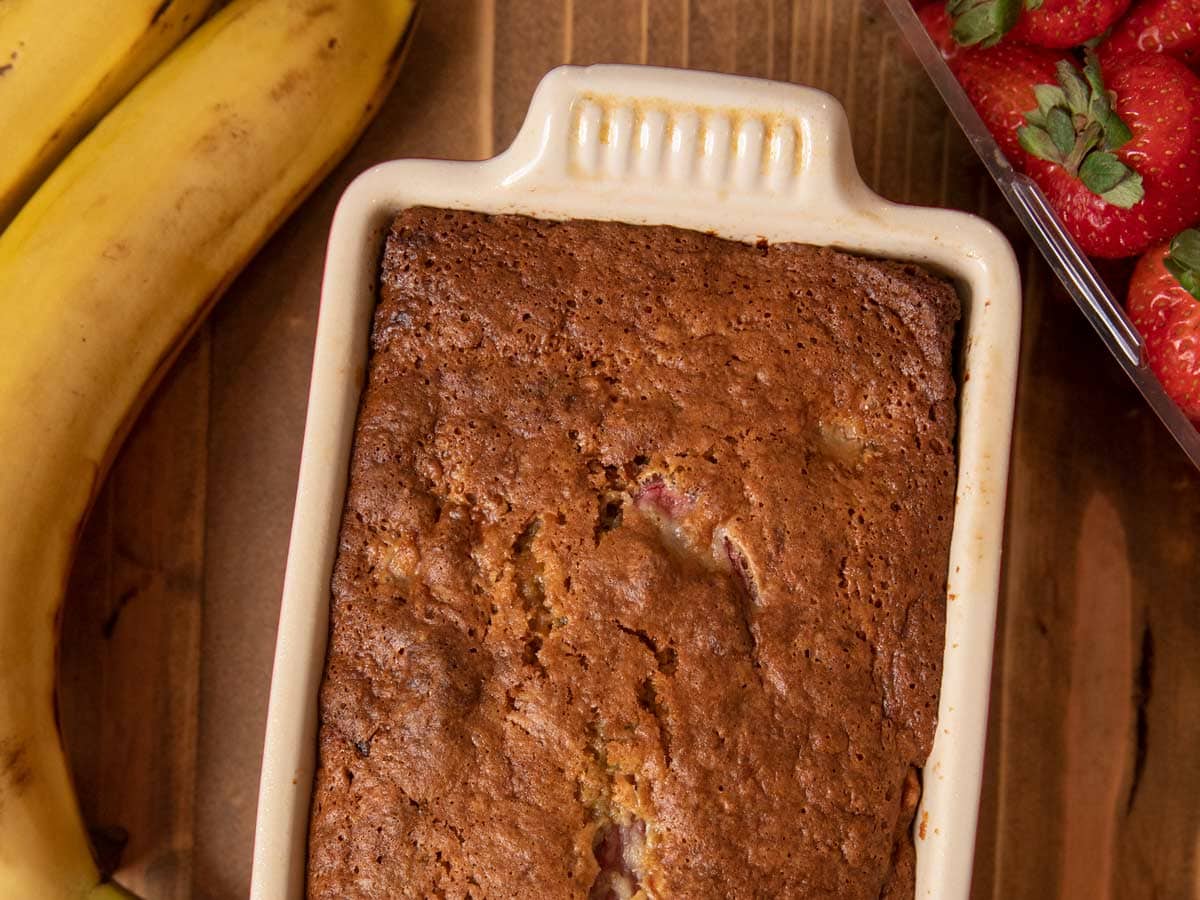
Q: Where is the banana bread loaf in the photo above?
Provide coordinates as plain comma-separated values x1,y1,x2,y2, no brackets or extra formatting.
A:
307,207,960,899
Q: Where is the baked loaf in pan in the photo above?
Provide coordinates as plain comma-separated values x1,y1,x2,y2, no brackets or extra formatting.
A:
307,207,960,899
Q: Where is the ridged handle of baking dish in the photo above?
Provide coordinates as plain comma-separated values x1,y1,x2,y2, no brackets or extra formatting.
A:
495,65,873,213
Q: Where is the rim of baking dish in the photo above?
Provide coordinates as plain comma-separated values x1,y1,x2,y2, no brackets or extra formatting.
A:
251,64,1020,900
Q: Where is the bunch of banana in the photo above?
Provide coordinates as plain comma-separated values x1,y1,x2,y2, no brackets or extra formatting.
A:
0,0,418,896
0,0,213,230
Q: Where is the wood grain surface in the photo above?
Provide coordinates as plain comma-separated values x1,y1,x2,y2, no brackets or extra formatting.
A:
57,1,1200,897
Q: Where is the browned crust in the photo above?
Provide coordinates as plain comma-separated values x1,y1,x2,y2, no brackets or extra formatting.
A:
307,209,959,899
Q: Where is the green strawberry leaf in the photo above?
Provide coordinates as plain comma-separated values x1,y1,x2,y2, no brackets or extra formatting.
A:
1025,0,1044,7
1165,229,1200,301
1081,50,1134,148
1079,151,1128,193
1055,61,1090,116
1083,53,1107,104
1087,85,1112,126
1047,107,1076,156
1017,124,1064,163
948,0,1021,47
1064,120,1103,171
1164,258,1200,302
1099,170,1145,209
1024,108,1047,129
1169,229,1200,271
1166,264,1200,302
1033,83,1068,119
1102,110,1133,149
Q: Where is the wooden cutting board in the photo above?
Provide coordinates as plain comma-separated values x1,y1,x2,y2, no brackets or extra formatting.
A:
56,1,1200,898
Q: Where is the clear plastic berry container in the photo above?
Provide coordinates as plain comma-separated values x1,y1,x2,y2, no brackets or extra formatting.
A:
885,0,1200,470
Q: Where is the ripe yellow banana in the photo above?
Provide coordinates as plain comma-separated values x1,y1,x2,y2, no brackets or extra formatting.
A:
0,0,213,231
0,0,418,896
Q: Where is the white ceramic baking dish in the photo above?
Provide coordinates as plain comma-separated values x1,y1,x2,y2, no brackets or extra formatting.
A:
250,64,1021,899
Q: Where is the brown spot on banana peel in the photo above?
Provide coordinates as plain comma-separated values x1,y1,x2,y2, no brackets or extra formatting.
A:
303,3,418,93
174,186,200,213
150,0,175,26
270,69,308,103
193,114,252,156
0,738,34,810
102,242,132,262
305,2,336,19
287,2,335,37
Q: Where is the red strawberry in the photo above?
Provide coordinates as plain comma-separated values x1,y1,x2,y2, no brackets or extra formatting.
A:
1010,0,1134,48
1126,229,1200,422
1099,0,1200,71
1019,52,1200,258
941,34,1061,163
947,0,1132,49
